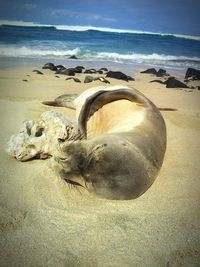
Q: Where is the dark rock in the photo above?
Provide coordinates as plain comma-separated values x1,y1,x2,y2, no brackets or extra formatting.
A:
69,55,78,59
106,71,131,82
74,78,81,83
165,77,189,88
185,68,200,80
74,66,83,73
22,79,28,82
55,68,66,75
84,76,94,83
55,68,76,76
33,70,44,75
126,76,135,81
55,75,60,78
65,68,76,76
56,65,66,71
42,63,57,71
197,86,200,90
76,66,85,69
99,67,108,72
56,67,83,74
55,69,64,75
66,77,81,83
141,68,169,77
97,70,104,74
150,80,166,84
156,69,167,77
140,68,157,75
84,69,97,74
94,77,110,84
73,78,81,83
84,76,110,84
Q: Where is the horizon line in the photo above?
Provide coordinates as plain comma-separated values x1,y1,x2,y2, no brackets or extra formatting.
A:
0,19,200,41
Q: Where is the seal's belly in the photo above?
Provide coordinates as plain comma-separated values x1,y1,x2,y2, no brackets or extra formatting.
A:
87,99,146,138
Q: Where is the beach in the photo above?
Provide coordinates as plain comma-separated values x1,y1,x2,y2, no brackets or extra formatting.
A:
0,62,200,266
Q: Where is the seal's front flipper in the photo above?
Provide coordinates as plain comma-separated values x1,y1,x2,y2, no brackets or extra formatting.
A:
42,94,78,110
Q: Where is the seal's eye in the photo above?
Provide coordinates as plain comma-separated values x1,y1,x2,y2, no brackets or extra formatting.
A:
58,138,65,143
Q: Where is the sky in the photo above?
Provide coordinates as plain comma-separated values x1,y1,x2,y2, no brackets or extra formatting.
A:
0,0,199,35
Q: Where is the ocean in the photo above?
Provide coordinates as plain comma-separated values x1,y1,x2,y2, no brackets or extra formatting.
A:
0,24,200,72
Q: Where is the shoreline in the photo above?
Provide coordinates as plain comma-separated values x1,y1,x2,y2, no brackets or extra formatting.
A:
0,56,191,78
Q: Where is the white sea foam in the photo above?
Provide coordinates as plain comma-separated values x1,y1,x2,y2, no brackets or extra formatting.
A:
0,45,81,57
0,45,199,62
1,20,200,41
0,45,199,69
173,34,200,41
95,52,200,62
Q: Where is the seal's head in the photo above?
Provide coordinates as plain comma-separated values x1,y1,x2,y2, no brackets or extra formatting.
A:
54,133,157,200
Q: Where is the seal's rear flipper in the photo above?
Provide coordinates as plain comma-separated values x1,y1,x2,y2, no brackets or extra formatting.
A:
42,94,78,110
42,101,60,107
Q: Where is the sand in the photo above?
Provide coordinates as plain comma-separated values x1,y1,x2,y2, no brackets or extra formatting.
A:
0,66,200,267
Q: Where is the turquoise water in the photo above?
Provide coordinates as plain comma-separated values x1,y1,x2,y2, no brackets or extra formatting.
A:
0,24,200,69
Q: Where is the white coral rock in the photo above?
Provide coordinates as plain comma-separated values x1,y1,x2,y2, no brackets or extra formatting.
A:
6,111,79,161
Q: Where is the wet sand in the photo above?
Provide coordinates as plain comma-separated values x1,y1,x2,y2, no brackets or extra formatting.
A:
0,65,200,266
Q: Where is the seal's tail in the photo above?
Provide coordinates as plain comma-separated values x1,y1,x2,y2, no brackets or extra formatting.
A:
42,101,60,106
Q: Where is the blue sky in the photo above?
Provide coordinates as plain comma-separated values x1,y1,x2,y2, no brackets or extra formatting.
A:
0,0,199,35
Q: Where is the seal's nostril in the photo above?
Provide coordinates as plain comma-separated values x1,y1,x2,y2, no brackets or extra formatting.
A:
60,157,67,161
54,156,67,162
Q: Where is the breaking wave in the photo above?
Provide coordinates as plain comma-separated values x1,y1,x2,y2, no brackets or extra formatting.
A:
0,20,200,41
95,52,200,62
0,46,81,57
0,45,199,68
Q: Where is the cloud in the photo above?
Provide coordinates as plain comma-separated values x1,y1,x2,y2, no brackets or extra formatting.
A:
50,9,78,18
89,15,116,22
23,3,37,10
0,19,43,27
49,9,116,22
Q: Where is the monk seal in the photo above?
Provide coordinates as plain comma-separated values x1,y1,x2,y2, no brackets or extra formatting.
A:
49,85,167,200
